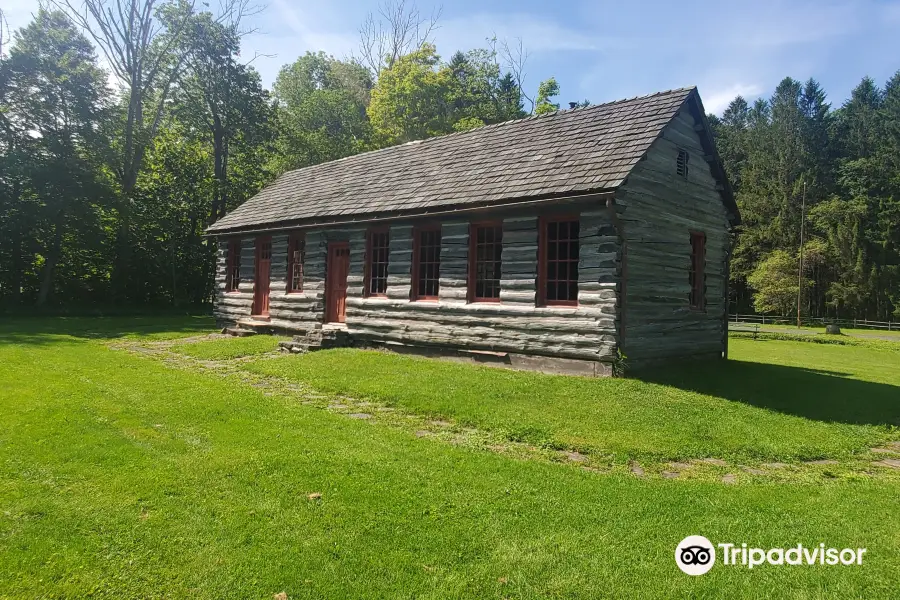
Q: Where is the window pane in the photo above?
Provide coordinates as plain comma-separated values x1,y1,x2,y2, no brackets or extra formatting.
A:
415,228,441,298
542,218,579,304
227,241,241,291
366,231,390,296
471,225,502,300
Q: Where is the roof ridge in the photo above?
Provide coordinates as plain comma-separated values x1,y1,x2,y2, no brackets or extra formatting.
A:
528,85,697,119
208,85,709,234
272,86,697,178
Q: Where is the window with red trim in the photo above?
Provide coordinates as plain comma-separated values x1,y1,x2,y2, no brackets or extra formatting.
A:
226,240,241,292
539,218,579,306
469,223,502,302
412,227,441,300
689,232,706,309
287,233,305,293
366,229,390,297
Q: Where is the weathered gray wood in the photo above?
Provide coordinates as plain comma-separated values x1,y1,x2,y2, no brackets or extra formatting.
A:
617,109,729,360
215,209,623,363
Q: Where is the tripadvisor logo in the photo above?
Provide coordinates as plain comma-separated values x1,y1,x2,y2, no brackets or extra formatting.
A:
676,535,716,575
675,536,867,575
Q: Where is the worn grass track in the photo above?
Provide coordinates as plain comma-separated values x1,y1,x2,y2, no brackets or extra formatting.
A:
240,340,900,465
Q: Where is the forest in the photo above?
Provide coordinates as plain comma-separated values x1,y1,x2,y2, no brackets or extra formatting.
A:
0,0,898,321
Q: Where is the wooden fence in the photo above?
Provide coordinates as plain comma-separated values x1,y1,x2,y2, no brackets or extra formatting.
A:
729,313,897,331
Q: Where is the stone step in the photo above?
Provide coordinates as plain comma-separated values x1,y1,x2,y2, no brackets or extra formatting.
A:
293,333,322,343
277,326,352,354
278,340,313,354
224,327,256,337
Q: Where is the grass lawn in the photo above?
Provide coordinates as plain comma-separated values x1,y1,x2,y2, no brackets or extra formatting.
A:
170,334,287,360
243,339,899,462
1,317,899,598
732,321,900,339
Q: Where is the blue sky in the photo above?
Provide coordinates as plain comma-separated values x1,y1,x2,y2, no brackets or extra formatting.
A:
4,0,900,113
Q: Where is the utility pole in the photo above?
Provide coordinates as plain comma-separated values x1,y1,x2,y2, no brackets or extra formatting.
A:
796,180,807,329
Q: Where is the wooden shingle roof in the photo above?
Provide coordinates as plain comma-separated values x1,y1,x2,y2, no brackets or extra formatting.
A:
209,86,735,234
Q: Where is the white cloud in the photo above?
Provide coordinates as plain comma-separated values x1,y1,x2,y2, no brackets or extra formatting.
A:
434,12,624,55
714,1,862,49
701,83,764,114
269,0,357,57
1,0,38,31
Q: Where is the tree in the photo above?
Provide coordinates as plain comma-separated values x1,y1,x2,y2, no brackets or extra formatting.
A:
747,250,810,315
357,0,440,77
534,77,560,115
496,36,536,113
54,0,201,299
711,96,750,189
497,72,526,119
366,42,529,147
809,196,872,316
129,120,215,305
2,10,110,306
176,9,272,222
0,17,31,305
0,8,9,58
712,72,900,320
367,43,453,145
273,52,372,172
446,48,526,125
715,77,840,316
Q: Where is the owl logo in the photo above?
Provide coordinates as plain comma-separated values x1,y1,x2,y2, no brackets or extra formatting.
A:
676,536,716,575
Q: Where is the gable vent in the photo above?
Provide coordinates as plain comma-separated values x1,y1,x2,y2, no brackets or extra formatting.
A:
676,149,689,179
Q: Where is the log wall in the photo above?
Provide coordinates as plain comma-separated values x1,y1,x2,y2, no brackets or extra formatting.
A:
213,238,256,325
616,109,731,363
213,207,621,363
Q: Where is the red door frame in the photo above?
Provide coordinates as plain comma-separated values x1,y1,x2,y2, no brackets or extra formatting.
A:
252,236,272,317
325,241,350,323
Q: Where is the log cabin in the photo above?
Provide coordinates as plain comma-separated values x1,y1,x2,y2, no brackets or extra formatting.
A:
206,87,740,375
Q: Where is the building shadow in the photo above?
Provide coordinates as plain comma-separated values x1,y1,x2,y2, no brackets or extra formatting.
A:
632,359,900,427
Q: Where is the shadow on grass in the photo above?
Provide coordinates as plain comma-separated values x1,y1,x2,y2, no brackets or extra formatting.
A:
634,359,900,427
0,315,216,345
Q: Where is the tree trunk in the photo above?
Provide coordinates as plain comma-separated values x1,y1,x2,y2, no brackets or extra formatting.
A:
111,188,133,303
171,232,178,307
10,224,23,306
212,119,227,222
37,211,65,307
9,180,24,306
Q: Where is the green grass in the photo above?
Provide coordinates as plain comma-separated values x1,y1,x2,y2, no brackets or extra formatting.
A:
1,318,899,598
171,334,287,360
730,337,900,385
243,340,899,462
731,330,900,352
734,321,900,339
0,314,215,343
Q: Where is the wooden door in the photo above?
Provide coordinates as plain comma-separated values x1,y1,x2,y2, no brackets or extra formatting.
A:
253,237,272,316
326,242,350,323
